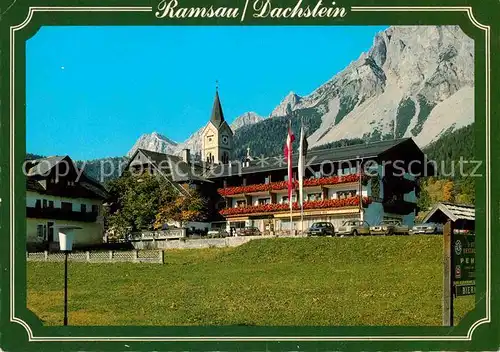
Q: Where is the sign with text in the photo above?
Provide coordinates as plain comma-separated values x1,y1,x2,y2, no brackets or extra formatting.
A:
452,231,475,296
455,283,476,297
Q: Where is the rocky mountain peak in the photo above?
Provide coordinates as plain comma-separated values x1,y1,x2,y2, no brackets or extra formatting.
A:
303,25,474,149
270,91,302,118
230,112,265,130
127,132,178,157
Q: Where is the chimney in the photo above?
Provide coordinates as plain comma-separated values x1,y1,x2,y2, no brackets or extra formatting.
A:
182,149,190,164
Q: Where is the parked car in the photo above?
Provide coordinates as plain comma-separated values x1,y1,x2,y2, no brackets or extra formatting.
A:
207,229,229,238
370,220,409,236
186,228,207,237
336,220,371,236
238,227,261,236
410,222,443,235
307,222,335,236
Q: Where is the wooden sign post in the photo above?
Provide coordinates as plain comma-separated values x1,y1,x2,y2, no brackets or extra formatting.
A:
442,220,454,326
443,220,476,326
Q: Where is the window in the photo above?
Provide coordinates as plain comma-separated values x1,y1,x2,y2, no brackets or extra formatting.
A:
307,193,322,201
236,200,246,208
36,225,44,238
337,190,357,199
81,204,87,213
42,199,47,208
61,202,72,212
48,200,54,208
92,204,99,214
282,195,296,204
264,176,270,184
35,199,41,208
284,175,289,181
258,198,271,205
314,171,321,179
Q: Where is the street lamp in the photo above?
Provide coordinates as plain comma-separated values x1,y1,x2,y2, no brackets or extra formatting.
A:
57,225,81,326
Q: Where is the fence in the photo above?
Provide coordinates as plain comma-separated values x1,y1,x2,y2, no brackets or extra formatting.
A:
129,229,187,241
26,249,164,264
131,233,306,250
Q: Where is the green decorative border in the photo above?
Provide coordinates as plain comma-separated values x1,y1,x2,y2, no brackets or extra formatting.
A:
1,0,498,350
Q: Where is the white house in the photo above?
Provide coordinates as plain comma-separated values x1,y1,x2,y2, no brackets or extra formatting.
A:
25,155,108,251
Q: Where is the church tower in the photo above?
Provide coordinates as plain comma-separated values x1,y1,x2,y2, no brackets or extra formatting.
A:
201,86,233,164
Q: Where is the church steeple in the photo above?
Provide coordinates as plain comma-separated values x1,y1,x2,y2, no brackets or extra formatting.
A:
210,83,225,127
202,82,233,165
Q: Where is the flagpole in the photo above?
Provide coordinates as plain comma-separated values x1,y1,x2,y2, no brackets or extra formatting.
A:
286,118,294,236
358,157,363,221
290,119,292,235
300,117,304,236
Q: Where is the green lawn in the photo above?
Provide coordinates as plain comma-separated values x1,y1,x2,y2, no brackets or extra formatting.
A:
27,236,474,326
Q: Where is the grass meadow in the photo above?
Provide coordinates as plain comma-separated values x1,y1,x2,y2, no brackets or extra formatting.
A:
27,236,474,326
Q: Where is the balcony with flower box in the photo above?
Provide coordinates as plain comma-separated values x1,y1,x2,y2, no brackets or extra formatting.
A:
218,174,368,197
219,196,373,217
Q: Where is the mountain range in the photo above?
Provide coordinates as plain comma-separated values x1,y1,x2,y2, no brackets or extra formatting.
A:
127,111,265,159
28,25,474,183
128,25,473,160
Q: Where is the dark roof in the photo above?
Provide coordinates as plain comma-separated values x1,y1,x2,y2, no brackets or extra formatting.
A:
25,155,109,199
129,149,212,184
27,178,45,192
210,90,225,127
205,138,425,179
26,156,67,176
79,179,109,199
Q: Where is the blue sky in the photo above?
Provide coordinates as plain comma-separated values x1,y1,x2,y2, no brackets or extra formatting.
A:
26,25,388,160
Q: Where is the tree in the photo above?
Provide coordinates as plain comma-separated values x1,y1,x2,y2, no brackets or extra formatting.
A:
154,190,206,229
454,177,475,204
105,171,176,239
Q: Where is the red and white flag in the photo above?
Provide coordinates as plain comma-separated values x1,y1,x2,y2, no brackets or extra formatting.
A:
283,120,295,212
298,120,308,211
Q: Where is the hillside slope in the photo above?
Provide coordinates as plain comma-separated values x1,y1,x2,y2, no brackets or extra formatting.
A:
28,236,474,326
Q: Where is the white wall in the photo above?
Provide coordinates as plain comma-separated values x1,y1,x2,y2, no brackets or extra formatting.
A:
27,218,104,246
185,222,211,231
277,214,359,232
26,191,102,214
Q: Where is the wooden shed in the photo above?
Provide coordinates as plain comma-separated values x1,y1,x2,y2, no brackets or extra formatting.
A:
422,202,475,231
